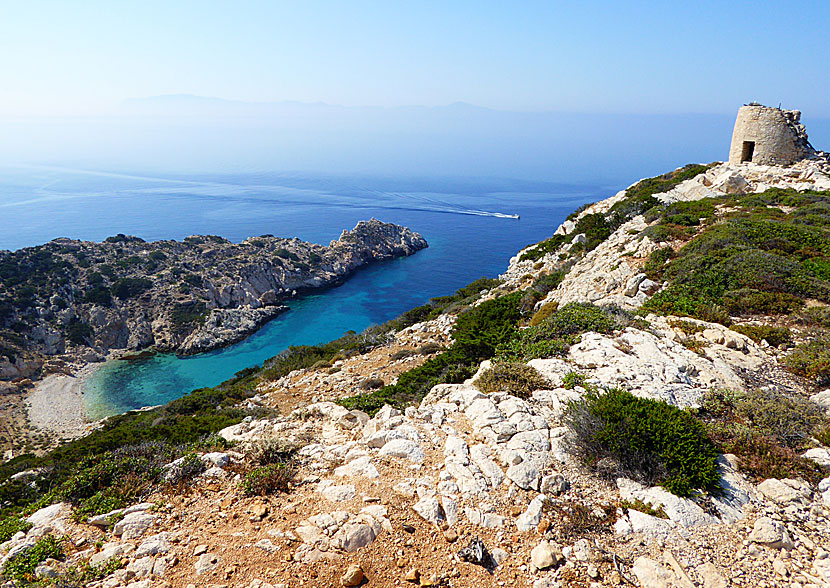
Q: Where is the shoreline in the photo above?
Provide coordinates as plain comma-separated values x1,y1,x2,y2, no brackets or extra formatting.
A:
25,362,102,443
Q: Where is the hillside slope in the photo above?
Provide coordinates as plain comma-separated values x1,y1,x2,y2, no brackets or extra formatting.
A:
0,160,829,588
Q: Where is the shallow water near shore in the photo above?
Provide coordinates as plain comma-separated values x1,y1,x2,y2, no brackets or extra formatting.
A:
0,168,607,417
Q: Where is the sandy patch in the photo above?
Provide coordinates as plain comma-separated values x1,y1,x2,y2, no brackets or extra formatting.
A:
25,363,100,442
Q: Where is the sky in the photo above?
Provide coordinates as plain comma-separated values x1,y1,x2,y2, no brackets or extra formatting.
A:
1,0,828,116
0,1,828,180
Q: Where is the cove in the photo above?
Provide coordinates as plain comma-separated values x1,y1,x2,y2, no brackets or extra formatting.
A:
56,178,604,418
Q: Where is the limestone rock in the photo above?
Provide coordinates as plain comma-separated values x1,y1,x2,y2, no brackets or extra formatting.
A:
747,517,793,550
341,564,364,586
632,556,676,588
113,511,155,540
379,438,425,462
530,541,561,570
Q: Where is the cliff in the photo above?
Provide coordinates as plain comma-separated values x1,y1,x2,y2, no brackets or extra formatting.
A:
0,219,427,382
1,160,829,588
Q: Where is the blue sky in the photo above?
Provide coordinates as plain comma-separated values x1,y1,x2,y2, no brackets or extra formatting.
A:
2,0,828,116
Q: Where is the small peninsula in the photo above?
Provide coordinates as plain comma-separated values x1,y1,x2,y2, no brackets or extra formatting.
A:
0,219,427,387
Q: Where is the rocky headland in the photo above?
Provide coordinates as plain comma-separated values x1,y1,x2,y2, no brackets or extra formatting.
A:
0,156,829,588
0,219,427,387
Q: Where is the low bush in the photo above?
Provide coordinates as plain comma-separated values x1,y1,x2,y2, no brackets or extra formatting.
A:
700,388,826,448
240,464,293,496
643,247,675,274
0,516,32,542
499,302,618,361
245,437,296,467
699,388,829,483
339,293,523,414
417,342,444,355
542,499,617,541
111,277,153,300
529,302,557,326
359,377,385,390
730,324,791,347
564,388,720,496
474,362,549,399
561,371,588,390
3,534,65,584
797,305,830,328
723,289,804,316
784,336,830,387
390,349,414,361
707,426,824,484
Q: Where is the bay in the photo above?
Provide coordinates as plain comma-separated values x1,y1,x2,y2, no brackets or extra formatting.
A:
0,166,608,417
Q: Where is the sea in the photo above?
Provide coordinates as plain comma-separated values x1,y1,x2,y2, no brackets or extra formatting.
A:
0,165,613,418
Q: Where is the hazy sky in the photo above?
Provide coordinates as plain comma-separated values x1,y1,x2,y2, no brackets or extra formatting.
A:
2,0,828,116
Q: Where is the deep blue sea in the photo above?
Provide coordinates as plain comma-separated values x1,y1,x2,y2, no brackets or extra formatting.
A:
0,165,610,418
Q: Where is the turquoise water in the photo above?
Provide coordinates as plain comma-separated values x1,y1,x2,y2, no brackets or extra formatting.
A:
0,167,608,417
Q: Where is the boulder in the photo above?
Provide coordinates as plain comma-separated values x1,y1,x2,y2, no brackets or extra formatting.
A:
379,438,425,462
632,557,677,588
113,511,156,540
747,517,794,550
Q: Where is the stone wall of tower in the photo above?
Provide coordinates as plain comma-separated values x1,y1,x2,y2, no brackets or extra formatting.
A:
728,104,815,166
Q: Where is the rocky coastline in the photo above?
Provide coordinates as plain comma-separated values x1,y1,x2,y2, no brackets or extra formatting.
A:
0,219,428,389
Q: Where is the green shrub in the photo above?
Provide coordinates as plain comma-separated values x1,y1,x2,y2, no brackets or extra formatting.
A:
451,293,523,362
529,302,558,326
564,388,720,496
519,235,567,262
359,377,385,390
729,324,791,347
723,289,804,315
3,534,65,584
240,464,292,496
65,319,93,345
784,337,830,387
499,302,618,361
643,247,674,274
112,277,153,299
0,516,32,542
562,371,588,390
475,362,549,399
83,286,112,306
340,293,522,414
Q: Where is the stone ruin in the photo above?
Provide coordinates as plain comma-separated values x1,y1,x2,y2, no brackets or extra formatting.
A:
728,102,818,166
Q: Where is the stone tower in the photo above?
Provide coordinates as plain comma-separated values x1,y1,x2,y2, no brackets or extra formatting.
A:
728,103,815,166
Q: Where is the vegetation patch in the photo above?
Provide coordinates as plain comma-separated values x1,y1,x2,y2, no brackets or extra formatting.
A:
240,464,293,496
783,336,830,387
339,293,522,414
699,388,828,483
564,388,720,496
498,302,621,361
729,324,791,347
474,362,549,399
641,188,830,324
3,534,65,584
